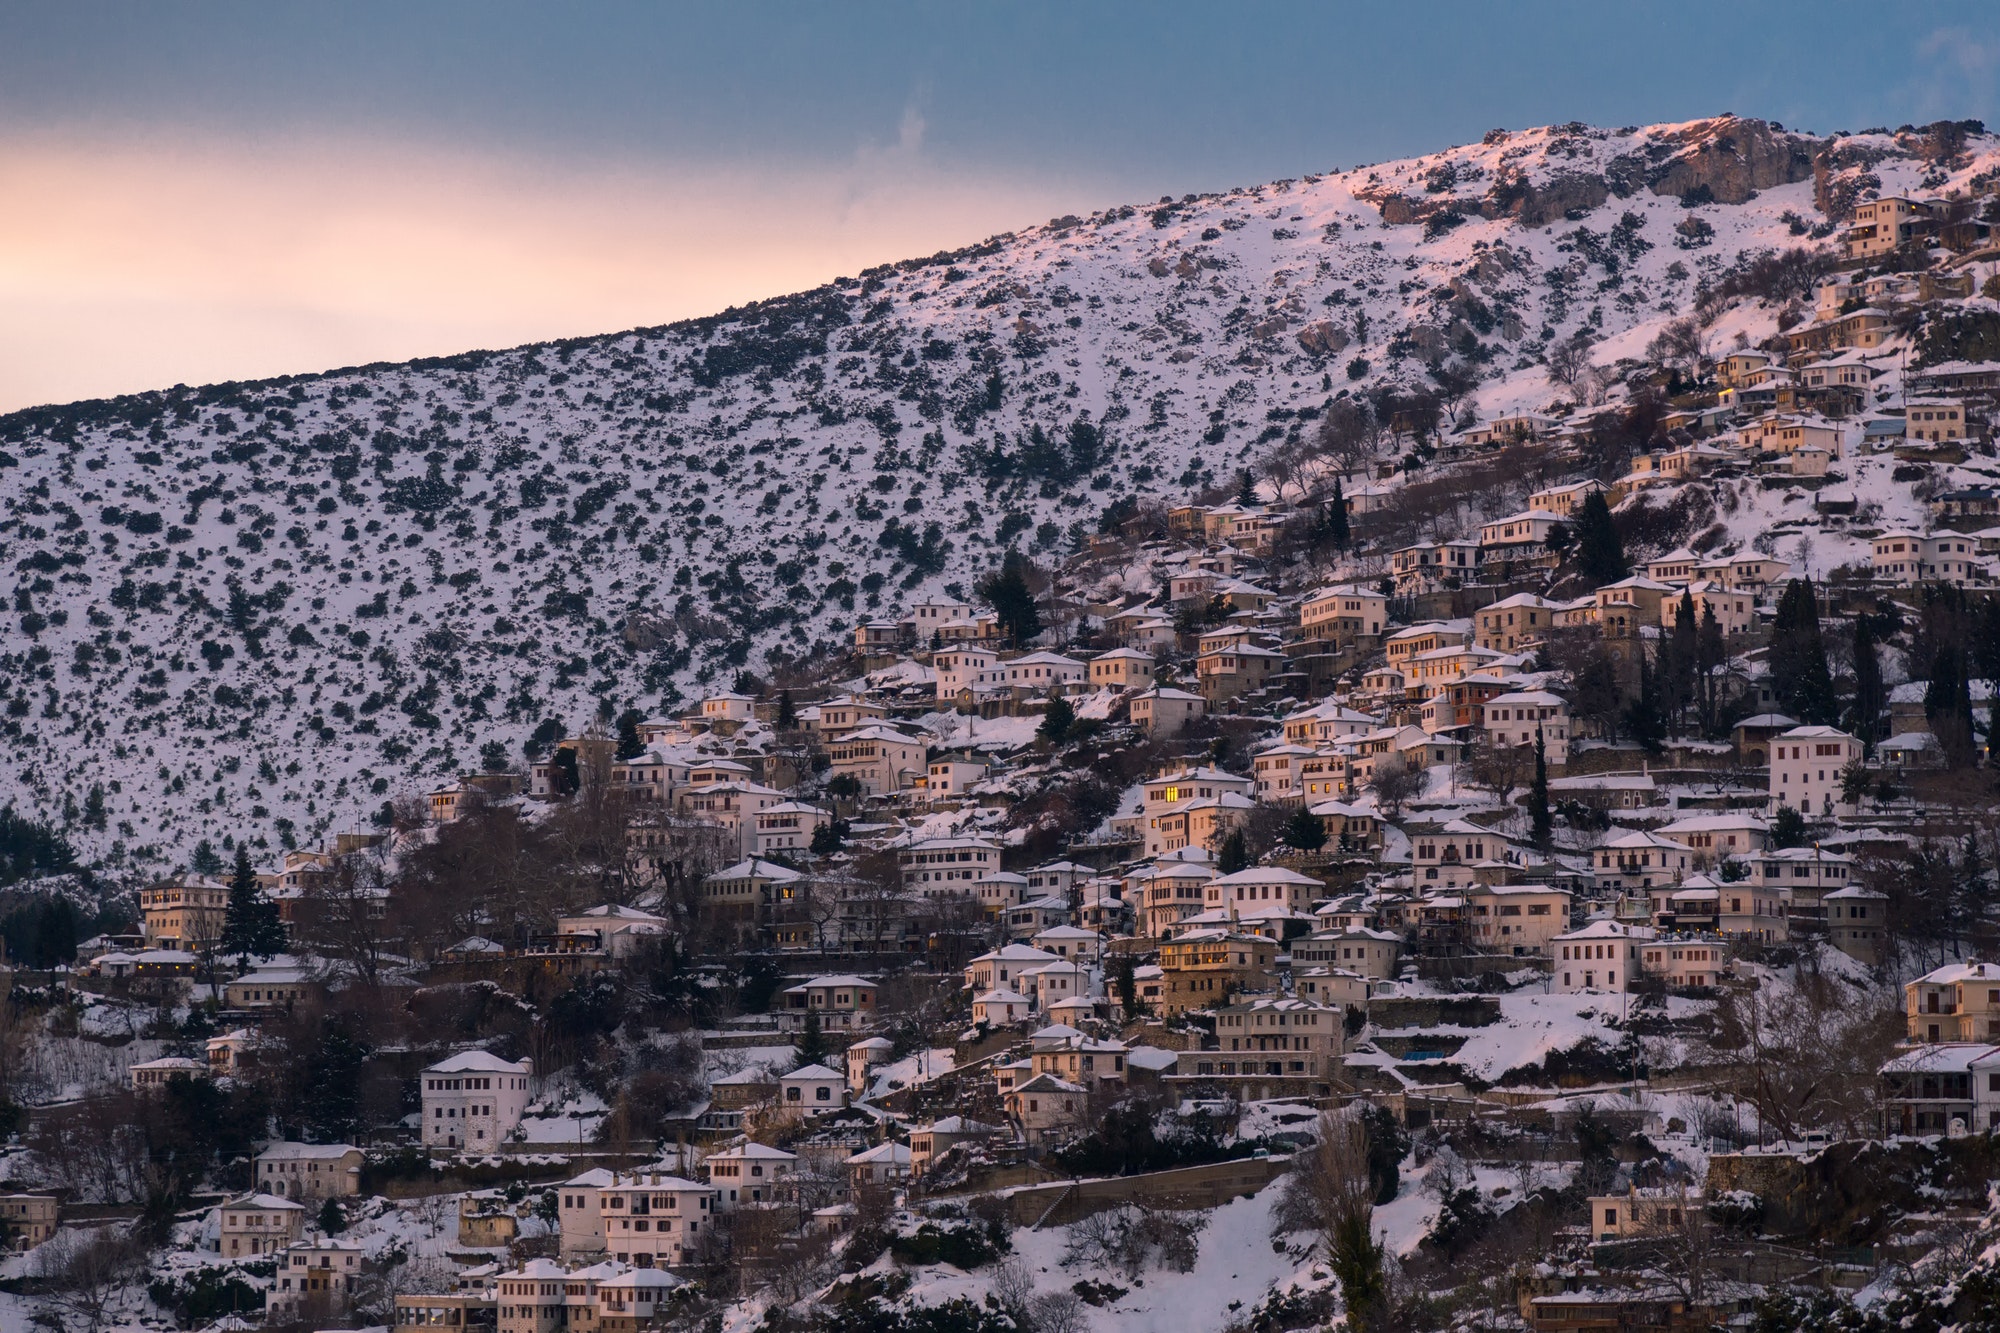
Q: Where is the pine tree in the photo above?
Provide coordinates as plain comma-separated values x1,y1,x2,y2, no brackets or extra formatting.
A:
1529,727,1552,852
809,816,847,856
190,838,224,877
1283,806,1328,852
1847,615,1884,753
1218,827,1249,875
775,689,796,730
82,784,106,830
1236,469,1256,505
1038,695,1076,745
1770,804,1807,849
1573,491,1628,585
318,1198,346,1235
220,843,285,962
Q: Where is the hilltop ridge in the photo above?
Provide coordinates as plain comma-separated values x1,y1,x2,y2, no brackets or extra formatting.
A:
2,112,1995,868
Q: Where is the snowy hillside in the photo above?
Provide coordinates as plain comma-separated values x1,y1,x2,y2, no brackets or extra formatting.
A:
3,114,1995,866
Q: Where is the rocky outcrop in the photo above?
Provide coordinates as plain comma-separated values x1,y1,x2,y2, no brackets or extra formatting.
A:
1812,140,1895,220
1480,169,1609,226
1295,320,1349,357
1644,117,1821,204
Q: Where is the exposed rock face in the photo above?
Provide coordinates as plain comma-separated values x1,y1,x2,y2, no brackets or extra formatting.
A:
1481,170,1609,226
1295,320,1349,357
1813,141,1895,220
1644,117,1821,204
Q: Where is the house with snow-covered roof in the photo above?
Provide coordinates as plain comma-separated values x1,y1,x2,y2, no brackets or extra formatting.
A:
421,1050,534,1151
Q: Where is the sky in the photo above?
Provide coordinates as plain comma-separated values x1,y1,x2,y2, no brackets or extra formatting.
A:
2,2,1997,412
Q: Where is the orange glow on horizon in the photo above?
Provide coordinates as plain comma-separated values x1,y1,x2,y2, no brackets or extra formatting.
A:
0,126,1090,411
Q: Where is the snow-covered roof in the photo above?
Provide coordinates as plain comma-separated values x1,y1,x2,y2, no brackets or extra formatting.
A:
425,1050,531,1075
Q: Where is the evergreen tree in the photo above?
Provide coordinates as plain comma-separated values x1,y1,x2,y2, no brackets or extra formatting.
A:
798,1009,827,1064
1283,806,1328,852
1664,592,1698,735
980,552,1042,646
1769,580,1836,724
1327,478,1351,552
1925,644,1978,768
1038,695,1076,745
82,784,106,830
775,689,796,730
550,747,580,797
1217,828,1249,875
220,844,285,962
301,1021,370,1142
1623,653,1667,755
809,816,847,856
190,838,224,878
1113,954,1141,1017
479,740,512,772
1573,491,1628,584
1236,469,1256,505
1696,602,1726,735
318,1198,346,1235
1770,804,1807,849
1529,727,1553,852
614,708,644,761
1329,1201,1388,1333
1847,615,1885,754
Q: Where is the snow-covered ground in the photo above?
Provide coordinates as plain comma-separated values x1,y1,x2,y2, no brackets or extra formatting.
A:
8,114,1991,865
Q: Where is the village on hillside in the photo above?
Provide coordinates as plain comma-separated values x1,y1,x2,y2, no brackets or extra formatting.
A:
10,141,2000,1333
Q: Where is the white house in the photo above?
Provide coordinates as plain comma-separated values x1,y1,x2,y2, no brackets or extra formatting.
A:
1769,725,1862,818
934,646,1002,698
1003,652,1087,692
777,1063,848,1117
973,988,1033,1026
421,1050,534,1151
706,1143,797,1209
1479,691,1570,764
1552,921,1655,993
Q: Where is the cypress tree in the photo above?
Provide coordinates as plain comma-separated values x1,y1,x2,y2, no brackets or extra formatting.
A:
1770,580,1836,724
614,709,644,761
1113,954,1141,1017
1218,828,1249,875
1665,591,1698,735
1847,615,1884,754
1624,653,1667,754
1328,478,1351,552
1696,602,1726,735
1529,727,1553,852
798,1008,827,1064
775,689,796,730
1573,491,1628,585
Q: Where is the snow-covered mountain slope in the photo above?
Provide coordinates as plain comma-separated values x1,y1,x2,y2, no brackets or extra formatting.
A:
2,115,1995,867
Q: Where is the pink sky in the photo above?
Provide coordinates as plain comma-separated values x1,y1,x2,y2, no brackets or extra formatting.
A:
0,123,1089,411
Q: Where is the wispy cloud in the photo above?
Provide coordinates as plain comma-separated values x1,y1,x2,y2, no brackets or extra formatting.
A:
1907,26,2000,121
0,124,1091,411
